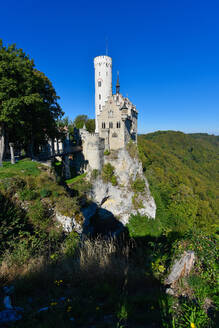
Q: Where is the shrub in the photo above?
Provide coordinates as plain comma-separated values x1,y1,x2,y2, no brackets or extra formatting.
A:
28,200,50,229
104,149,110,155
131,177,145,193
0,177,26,196
127,214,161,238
91,169,100,180
64,231,80,257
0,192,27,255
111,175,118,186
56,196,79,217
102,163,117,185
19,188,38,201
126,141,138,158
132,193,144,209
40,188,52,198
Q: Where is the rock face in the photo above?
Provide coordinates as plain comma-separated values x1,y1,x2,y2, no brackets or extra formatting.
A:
165,251,195,286
56,203,98,234
89,149,156,225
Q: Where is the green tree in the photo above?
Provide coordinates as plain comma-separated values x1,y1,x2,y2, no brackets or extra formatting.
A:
86,118,95,133
0,40,63,164
73,115,88,129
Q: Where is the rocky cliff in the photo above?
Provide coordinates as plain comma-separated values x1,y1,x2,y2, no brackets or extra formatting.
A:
89,148,156,226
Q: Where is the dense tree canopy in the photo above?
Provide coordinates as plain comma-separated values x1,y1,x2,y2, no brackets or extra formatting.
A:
73,115,95,133
138,131,219,234
0,40,63,163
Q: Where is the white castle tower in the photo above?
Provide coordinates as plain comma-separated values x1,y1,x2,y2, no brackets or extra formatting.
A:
94,55,112,132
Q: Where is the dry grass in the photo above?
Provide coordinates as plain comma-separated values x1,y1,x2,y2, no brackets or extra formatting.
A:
0,236,133,287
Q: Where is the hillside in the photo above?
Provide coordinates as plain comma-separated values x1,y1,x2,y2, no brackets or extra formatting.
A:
137,131,219,234
0,132,218,327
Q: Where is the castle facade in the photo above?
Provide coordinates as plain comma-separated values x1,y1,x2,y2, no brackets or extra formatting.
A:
94,55,138,150
80,55,138,170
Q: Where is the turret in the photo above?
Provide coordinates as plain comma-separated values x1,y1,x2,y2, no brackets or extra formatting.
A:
94,55,112,132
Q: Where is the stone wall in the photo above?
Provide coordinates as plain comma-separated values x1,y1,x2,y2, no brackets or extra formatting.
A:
81,131,105,171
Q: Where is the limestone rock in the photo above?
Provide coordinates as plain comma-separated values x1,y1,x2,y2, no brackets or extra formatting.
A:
56,202,97,234
165,251,195,286
90,149,156,225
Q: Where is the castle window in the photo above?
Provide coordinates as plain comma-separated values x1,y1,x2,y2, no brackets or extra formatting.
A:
99,105,101,110
99,94,101,100
117,122,121,128
109,122,113,129
108,110,113,118
98,81,101,87
112,132,118,138
102,122,106,129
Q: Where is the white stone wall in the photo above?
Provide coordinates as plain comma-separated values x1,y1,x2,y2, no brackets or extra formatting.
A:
97,94,138,150
94,55,112,132
81,132,105,171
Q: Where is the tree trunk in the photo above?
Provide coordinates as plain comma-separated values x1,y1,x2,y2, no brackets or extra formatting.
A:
51,139,55,156
28,134,34,159
0,123,5,167
9,142,15,164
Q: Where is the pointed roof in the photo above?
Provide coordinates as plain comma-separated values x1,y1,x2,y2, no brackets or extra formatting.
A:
116,71,120,94
121,100,128,110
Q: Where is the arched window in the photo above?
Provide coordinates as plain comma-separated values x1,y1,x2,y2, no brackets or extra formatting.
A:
109,122,113,129
117,122,121,128
98,81,101,87
99,105,101,110
99,94,101,100
102,122,106,129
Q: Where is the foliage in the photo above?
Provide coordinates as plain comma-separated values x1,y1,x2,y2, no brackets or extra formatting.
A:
73,115,95,133
91,169,100,180
0,192,27,256
0,39,63,158
73,115,88,129
85,119,95,133
172,230,218,296
56,196,79,217
132,193,144,210
175,301,211,328
131,176,145,192
28,200,50,229
126,140,138,158
102,163,118,185
63,231,80,257
65,173,86,185
138,131,219,234
127,214,162,238
19,188,38,201
104,149,110,155
39,188,52,198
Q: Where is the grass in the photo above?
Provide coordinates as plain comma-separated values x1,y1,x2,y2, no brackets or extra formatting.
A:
0,236,167,328
65,173,86,185
0,159,40,178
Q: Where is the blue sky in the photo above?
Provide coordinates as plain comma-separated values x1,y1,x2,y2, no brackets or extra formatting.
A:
1,0,219,134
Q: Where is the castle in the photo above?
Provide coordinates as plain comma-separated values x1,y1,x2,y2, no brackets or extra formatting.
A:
80,55,138,171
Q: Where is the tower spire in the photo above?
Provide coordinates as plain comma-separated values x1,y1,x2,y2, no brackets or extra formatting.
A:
116,71,120,94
